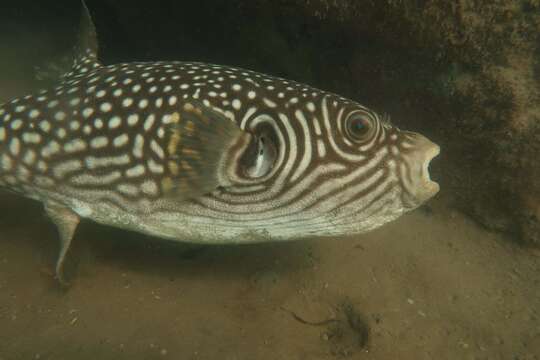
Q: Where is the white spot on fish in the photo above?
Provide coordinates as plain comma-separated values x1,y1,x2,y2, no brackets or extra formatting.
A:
39,120,51,132
127,114,139,126
157,127,165,139
70,98,81,106
83,108,94,118
122,98,134,108
70,121,81,131
94,118,104,129
1,154,12,170
53,159,83,178
263,98,277,108
108,116,122,129
144,114,155,131
11,119,22,130
22,149,36,165
29,109,40,119
139,99,149,109
64,138,87,153
100,102,112,112
9,138,20,155
37,160,48,172
56,128,67,139
117,183,139,196
141,180,158,196
126,164,145,177
133,134,144,158
232,99,242,110
22,132,42,144
42,140,61,157
150,140,165,159
85,154,130,169
90,136,109,149
148,158,164,174
54,111,67,121
113,134,129,147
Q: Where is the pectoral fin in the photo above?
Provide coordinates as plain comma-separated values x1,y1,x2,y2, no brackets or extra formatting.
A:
161,102,252,201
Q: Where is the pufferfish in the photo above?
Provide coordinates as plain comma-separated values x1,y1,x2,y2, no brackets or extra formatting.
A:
0,1,439,284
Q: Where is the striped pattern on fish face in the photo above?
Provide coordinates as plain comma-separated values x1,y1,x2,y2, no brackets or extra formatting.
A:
0,59,439,242
177,68,440,239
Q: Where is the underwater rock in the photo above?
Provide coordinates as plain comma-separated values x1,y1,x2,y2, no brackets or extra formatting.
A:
294,0,540,245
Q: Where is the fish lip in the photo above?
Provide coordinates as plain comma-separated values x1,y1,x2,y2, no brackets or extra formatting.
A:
401,137,440,209
422,143,440,193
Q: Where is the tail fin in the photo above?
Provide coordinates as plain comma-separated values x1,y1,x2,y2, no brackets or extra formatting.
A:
34,0,101,83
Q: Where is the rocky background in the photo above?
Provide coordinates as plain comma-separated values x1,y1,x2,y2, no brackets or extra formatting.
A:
2,0,540,245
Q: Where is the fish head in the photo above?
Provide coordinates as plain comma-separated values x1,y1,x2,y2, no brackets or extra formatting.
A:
225,96,440,238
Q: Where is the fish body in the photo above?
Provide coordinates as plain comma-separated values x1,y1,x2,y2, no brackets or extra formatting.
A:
0,2,439,283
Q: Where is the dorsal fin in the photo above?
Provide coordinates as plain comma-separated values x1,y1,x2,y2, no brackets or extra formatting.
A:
35,0,101,83
71,0,101,73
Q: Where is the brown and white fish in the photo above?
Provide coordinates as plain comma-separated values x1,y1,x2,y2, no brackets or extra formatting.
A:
0,2,439,284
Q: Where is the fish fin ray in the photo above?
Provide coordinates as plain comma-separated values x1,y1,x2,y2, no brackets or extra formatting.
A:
34,1,101,83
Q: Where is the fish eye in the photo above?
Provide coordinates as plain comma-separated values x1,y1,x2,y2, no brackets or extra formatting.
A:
346,115,373,141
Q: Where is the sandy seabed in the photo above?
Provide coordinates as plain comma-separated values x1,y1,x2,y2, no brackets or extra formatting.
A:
0,191,538,360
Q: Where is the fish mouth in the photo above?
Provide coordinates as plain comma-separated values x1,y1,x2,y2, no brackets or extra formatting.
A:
421,143,440,196
401,134,440,208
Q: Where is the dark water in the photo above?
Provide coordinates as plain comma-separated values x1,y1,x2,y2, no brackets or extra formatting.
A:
0,1,539,359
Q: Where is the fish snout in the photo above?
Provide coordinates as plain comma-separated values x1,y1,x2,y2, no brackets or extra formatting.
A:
399,133,440,208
